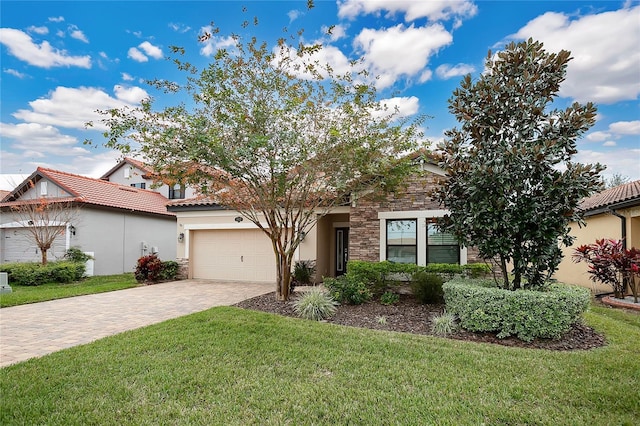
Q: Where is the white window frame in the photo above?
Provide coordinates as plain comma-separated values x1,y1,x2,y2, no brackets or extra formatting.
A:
378,210,467,265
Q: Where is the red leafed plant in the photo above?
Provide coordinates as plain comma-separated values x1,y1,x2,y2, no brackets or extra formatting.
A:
573,239,640,301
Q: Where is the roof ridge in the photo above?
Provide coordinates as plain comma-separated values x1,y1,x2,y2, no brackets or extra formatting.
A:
39,167,168,196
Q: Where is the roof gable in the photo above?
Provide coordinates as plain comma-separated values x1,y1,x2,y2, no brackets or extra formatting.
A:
1,167,174,217
100,157,154,180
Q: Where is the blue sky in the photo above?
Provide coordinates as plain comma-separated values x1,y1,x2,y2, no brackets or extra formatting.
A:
1,0,639,189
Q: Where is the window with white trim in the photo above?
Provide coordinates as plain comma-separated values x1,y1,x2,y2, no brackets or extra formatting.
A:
427,222,460,264
386,219,417,264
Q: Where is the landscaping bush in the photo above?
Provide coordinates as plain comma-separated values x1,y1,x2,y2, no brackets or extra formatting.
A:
379,291,400,305
291,260,316,292
0,261,86,286
323,274,372,305
293,287,338,321
443,278,591,342
411,271,445,304
431,311,458,337
64,247,93,264
346,260,491,295
135,255,181,283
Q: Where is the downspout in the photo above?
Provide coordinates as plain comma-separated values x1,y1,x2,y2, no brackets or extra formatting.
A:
610,209,628,297
609,209,627,249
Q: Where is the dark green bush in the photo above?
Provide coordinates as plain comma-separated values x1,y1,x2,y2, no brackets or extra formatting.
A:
63,247,93,263
411,271,445,304
0,261,86,286
323,274,372,305
443,278,591,342
292,260,316,287
160,260,180,281
379,291,400,305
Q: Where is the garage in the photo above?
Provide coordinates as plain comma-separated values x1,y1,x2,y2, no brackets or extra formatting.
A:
1,226,66,263
190,229,276,283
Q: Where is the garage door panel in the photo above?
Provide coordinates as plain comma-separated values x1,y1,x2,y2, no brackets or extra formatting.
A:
191,229,276,283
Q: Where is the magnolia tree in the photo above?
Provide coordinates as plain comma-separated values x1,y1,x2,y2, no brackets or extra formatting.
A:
432,39,604,290
96,9,423,301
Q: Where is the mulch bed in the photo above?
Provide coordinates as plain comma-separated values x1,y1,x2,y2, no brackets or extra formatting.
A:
235,292,607,351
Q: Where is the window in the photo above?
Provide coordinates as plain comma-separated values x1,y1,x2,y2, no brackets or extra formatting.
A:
427,223,459,264
386,219,417,264
124,167,130,178
168,184,185,199
130,183,146,189
40,181,48,196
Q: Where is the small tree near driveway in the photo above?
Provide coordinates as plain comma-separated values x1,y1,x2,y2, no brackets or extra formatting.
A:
96,6,424,301
432,39,604,290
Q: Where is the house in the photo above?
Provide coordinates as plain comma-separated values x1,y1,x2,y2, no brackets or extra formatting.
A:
0,167,177,275
554,180,640,294
167,160,483,283
100,157,197,200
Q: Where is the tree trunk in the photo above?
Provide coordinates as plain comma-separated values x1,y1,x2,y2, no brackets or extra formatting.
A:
40,245,49,265
276,253,293,301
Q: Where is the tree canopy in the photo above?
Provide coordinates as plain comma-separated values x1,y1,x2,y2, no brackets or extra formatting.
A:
432,39,604,290
97,12,424,300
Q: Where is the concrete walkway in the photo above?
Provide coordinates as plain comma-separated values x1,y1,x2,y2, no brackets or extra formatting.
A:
0,280,273,367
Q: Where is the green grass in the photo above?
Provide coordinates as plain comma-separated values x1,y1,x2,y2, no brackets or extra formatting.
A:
0,274,139,307
1,305,638,425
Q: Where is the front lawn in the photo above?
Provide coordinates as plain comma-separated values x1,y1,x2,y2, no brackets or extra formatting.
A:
1,305,638,425
0,274,139,307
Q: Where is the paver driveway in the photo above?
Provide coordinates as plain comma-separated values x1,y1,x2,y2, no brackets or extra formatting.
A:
0,280,272,367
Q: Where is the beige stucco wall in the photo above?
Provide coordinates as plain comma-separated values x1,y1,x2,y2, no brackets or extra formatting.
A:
554,206,640,294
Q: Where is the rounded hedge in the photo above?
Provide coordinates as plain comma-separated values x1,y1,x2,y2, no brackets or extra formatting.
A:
443,278,591,342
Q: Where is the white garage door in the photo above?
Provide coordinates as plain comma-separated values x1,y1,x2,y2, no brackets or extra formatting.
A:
2,227,66,263
191,229,276,283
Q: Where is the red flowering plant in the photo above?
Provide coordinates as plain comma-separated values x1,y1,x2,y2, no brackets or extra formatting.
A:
573,239,640,301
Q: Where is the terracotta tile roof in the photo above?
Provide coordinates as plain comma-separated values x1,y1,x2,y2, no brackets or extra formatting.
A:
0,190,10,200
1,167,174,217
167,196,222,209
579,180,640,213
100,157,154,180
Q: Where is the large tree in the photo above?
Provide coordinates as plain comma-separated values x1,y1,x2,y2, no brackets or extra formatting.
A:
432,39,604,290
97,9,423,300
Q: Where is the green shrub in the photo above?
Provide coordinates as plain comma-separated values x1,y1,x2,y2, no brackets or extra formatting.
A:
431,311,458,337
0,261,86,286
63,247,93,263
160,260,180,281
379,291,400,305
443,278,591,342
345,260,491,295
293,288,338,321
411,271,445,304
323,274,372,305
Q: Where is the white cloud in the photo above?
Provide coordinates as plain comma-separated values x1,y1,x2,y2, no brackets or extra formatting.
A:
48,16,64,23
113,85,148,104
0,28,91,68
0,122,87,157
27,26,49,35
169,22,191,33
419,69,433,83
321,24,347,42
127,47,148,62
69,25,89,43
435,63,475,79
4,69,27,79
354,24,452,89
603,141,617,147
138,41,163,59
511,6,640,104
586,131,610,142
338,0,477,22
609,120,640,135
288,9,302,23
574,148,640,181
121,72,135,81
374,96,420,119
12,86,149,131
199,35,237,56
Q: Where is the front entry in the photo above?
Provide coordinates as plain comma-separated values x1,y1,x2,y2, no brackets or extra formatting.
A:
335,227,349,276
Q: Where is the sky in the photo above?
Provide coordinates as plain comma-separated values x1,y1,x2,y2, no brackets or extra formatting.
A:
1,0,639,190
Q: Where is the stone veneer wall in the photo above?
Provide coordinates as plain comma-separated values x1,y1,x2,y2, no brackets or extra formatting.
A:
349,172,484,265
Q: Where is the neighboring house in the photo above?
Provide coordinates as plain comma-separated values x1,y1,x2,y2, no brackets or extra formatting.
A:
167,160,483,284
554,180,640,294
100,157,197,200
0,167,177,275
